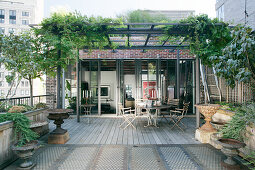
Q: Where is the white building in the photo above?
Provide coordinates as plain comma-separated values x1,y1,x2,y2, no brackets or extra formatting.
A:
0,0,45,98
216,0,255,29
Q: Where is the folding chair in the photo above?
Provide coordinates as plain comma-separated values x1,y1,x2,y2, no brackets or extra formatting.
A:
160,99,179,123
119,103,136,129
169,102,190,132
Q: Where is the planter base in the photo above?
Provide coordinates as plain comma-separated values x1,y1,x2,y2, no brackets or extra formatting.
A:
195,129,215,143
17,163,36,170
48,131,69,144
221,161,241,170
210,133,223,149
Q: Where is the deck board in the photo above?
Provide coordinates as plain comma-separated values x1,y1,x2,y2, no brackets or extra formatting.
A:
51,116,200,145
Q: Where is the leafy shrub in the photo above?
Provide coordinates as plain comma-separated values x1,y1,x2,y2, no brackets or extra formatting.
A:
8,106,27,113
244,151,255,170
0,112,39,146
220,104,255,141
34,103,47,109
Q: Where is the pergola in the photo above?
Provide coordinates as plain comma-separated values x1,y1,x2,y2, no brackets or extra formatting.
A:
82,23,190,50
75,23,200,128
30,22,200,127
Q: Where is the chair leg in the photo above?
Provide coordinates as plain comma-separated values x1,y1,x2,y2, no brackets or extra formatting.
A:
119,116,129,127
163,116,169,123
123,116,136,129
180,120,186,128
171,119,184,132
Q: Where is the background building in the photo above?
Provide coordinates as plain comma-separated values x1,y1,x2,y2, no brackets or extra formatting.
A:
0,0,44,98
145,10,195,21
216,0,255,29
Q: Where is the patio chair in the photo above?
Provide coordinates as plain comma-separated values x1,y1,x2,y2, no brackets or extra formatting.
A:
169,102,190,132
160,99,179,123
135,99,148,116
119,103,136,129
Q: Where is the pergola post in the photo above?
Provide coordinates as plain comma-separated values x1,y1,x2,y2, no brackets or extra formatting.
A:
76,50,80,122
56,48,61,109
195,57,200,128
98,60,101,115
62,68,65,109
176,49,180,99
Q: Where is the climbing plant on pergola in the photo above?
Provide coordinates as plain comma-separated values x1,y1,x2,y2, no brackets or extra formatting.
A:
31,12,254,107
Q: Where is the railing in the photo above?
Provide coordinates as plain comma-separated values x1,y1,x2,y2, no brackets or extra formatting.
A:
0,94,54,110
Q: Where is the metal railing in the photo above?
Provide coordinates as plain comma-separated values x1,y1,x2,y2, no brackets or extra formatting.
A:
0,94,54,109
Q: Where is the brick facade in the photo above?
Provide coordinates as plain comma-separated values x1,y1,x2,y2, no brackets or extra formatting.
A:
79,49,195,59
46,76,56,108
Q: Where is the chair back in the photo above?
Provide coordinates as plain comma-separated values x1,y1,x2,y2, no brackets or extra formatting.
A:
135,99,147,115
167,99,179,108
118,103,124,115
182,102,190,115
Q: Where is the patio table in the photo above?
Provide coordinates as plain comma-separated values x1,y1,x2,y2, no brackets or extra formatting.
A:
142,105,172,128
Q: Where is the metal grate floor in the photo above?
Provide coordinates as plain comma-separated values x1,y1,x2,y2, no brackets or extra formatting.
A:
4,144,246,170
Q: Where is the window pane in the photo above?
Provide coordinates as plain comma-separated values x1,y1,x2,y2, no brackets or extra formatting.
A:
0,9,4,15
22,20,29,25
22,11,29,16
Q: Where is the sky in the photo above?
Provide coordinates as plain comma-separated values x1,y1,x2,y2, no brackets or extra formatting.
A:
44,0,217,19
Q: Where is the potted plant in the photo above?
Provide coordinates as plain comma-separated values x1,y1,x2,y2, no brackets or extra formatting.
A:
0,112,39,169
217,104,255,168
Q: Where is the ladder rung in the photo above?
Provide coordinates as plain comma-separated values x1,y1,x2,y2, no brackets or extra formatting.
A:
210,95,220,97
208,85,217,87
206,74,215,76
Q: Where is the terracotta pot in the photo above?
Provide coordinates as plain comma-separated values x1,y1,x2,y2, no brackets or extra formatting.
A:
12,140,39,169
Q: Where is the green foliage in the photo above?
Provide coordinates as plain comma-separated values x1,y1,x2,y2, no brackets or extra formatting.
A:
211,26,255,87
119,10,173,23
164,14,232,65
34,103,47,109
67,97,77,111
34,12,122,77
220,104,255,141
0,112,39,146
8,105,27,113
244,151,255,170
0,31,44,81
216,102,241,111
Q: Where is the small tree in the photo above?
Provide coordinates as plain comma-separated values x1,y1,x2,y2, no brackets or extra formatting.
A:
211,26,255,89
0,31,44,106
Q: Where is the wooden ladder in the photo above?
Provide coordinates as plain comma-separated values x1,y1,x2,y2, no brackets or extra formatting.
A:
200,62,222,103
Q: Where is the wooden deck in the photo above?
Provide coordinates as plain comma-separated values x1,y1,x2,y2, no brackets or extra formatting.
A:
48,116,200,145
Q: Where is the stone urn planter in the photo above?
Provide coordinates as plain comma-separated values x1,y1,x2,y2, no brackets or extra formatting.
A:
210,121,226,149
12,140,39,170
46,109,73,144
195,104,220,132
210,121,225,131
216,138,246,168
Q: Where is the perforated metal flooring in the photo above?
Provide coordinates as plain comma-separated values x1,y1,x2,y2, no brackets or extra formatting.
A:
5,144,248,170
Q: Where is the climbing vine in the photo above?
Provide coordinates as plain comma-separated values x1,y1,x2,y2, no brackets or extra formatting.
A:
33,12,122,76
164,15,232,65
164,15,255,89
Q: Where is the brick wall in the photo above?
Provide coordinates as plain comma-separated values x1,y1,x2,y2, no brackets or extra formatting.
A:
46,76,56,108
79,49,195,59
